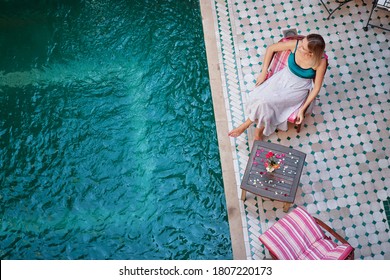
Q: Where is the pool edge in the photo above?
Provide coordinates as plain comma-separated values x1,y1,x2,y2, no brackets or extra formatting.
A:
199,0,246,260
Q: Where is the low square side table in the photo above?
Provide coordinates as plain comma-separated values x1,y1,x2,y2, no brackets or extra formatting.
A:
240,141,306,212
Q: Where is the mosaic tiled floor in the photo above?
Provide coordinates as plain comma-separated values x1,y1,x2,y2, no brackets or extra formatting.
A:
209,0,390,259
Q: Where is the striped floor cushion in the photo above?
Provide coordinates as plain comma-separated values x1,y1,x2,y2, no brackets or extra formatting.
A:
297,239,353,260
259,207,353,260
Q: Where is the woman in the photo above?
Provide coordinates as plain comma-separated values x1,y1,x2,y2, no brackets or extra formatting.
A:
228,34,327,140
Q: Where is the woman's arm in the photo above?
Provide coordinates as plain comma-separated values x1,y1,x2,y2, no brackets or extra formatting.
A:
255,40,297,86
295,57,327,124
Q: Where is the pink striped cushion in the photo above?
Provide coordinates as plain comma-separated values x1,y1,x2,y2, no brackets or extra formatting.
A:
266,49,290,80
297,239,336,259
259,207,325,260
322,244,354,260
297,239,352,260
259,207,353,260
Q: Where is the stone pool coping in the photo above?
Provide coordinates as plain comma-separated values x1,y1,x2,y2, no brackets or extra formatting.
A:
200,0,246,259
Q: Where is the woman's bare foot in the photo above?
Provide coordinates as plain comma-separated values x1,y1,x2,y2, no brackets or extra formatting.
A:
228,126,246,138
228,119,253,138
254,126,264,141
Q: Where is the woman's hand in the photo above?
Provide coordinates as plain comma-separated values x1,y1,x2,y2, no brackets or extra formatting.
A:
295,109,305,125
255,72,267,87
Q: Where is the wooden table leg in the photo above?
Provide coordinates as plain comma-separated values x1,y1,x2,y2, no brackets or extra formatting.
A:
283,202,291,212
241,190,246,200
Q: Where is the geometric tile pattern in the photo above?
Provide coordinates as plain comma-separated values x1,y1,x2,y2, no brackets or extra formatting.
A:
210,0,390,259
210,0,253,258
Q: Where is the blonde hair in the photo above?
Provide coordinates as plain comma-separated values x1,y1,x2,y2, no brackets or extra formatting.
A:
306,34,325,68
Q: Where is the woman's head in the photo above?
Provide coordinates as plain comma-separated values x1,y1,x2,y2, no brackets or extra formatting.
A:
305,34,325,62
298,34,325,67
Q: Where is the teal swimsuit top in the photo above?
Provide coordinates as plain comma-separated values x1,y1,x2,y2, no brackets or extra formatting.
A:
288,40,316,79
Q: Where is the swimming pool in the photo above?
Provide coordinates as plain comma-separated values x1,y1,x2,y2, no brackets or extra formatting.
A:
0,0,232,259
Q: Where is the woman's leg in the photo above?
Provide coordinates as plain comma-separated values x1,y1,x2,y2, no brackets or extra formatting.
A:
254,125,264,141
228,118,253,138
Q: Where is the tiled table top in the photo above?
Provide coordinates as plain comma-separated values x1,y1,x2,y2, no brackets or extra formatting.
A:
241,141,306,207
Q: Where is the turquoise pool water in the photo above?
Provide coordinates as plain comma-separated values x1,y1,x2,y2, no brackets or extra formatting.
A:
0,0,232,259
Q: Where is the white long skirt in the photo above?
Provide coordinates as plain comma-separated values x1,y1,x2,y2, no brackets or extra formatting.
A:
246,66,313,136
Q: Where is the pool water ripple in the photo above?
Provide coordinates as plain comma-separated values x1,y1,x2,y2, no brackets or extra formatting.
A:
0,0,232,259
